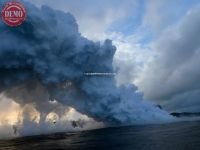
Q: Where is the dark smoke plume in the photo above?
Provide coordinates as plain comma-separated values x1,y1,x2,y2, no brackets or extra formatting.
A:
0,0,173,131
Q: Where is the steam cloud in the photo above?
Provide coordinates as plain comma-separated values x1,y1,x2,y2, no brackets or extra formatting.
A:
0,0,173,138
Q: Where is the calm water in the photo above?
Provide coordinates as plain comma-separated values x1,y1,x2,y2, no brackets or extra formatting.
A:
1,121,200,150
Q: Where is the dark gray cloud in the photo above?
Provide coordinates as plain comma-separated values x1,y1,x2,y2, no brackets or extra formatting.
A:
138,6,200,112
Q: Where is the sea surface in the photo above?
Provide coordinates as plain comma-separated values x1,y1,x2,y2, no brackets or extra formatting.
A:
1,121,200,150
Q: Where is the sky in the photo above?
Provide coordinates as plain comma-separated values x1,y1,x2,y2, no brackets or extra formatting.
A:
24,0,200,113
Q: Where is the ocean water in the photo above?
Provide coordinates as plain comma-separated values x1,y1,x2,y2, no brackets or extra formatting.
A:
0,121,200,150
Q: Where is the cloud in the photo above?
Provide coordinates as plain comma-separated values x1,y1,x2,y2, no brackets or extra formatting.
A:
141,0,200,39
137,5,200,112
26,0,138,40
26,0,153,86
106,32,154,85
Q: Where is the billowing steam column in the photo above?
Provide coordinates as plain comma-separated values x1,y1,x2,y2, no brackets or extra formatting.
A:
0,0,173,131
